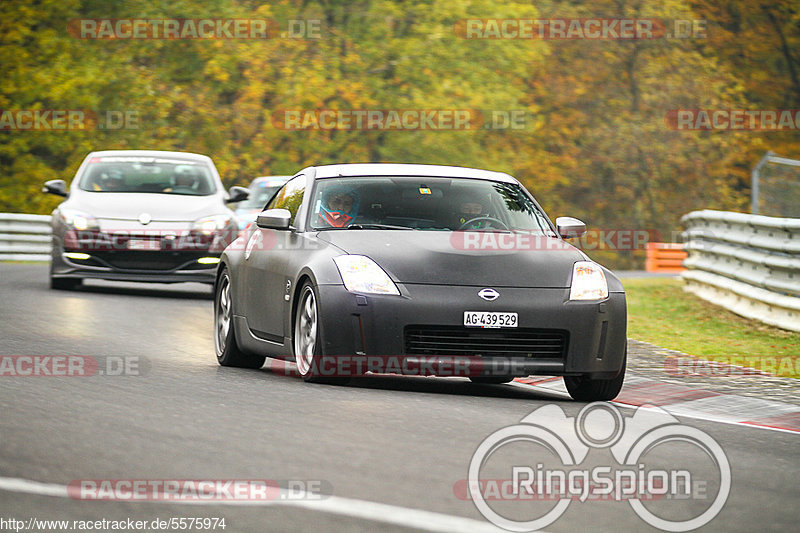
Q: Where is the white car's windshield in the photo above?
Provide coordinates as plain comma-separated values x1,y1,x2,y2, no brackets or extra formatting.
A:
79,156,216,196
308,176,555,234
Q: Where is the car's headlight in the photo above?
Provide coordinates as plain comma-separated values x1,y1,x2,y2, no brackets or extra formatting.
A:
192,214,232,236
333,255,400,295
569,261,608,300
60,209,100,231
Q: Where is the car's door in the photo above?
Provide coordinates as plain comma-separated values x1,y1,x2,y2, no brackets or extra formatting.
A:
243,174,307,341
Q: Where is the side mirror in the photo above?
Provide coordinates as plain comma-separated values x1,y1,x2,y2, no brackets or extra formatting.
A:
556,216,586,239
43,179,68,197
256,208,291,230
225,186,250,203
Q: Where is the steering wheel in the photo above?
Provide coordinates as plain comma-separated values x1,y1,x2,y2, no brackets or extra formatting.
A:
457,216,510,231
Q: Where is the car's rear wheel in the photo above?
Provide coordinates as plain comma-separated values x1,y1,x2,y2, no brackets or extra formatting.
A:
469,376,514,384
293,282,348,384
215,268,265,369
564,351,626,401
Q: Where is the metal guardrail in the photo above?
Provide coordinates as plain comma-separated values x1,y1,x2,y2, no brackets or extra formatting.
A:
0,213,52,262
681,209,800,332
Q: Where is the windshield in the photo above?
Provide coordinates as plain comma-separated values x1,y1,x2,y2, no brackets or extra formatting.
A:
79,156,216,195
238,179,289,210
308,176,555,234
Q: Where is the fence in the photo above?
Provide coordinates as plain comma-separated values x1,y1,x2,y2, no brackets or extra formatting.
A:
681,209,800,332
0,213,52,262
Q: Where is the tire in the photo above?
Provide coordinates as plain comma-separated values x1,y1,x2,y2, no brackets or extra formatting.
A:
469,376,514,384
50,277,81,290
215,268,265,369
564,350,626,402
293,282,348,384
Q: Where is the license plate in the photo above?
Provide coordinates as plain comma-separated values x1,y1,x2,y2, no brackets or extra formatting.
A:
128,238,160,251
464,311,518,328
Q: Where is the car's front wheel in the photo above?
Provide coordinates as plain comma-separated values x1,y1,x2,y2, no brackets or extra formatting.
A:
563,351,626,401
293,282,348,384
215,268,265,369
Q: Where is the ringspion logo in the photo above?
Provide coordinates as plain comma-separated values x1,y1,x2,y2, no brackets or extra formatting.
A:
463,403,730,531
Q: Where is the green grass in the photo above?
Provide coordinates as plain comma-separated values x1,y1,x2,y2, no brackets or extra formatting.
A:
624,278,800,378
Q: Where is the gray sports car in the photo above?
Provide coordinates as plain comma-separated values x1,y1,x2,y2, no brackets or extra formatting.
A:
215,163,627,401
44,150,248,289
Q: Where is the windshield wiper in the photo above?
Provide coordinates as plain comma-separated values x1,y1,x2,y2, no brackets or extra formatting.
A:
348,224,415,230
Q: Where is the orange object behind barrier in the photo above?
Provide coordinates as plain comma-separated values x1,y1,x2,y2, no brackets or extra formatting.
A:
645,242,687,273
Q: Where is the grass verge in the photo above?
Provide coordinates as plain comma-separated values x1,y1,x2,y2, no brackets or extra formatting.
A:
623,277,800,378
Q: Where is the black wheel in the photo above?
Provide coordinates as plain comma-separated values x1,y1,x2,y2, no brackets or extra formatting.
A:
564,351,626,401
50,277,81,290
469,376,514,384
293,282,348,384
215,268,265,369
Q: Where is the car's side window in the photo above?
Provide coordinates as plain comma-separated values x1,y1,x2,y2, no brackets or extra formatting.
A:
266,174,306,225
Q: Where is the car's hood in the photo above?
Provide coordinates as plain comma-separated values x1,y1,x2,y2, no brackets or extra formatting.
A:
67,192,227,222
317,230,585,287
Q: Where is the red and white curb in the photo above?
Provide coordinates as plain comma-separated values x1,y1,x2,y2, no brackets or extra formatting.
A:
512,374,800,435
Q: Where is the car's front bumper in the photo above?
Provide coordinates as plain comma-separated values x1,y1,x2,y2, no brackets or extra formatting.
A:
313,283,626,379
51,243,219,284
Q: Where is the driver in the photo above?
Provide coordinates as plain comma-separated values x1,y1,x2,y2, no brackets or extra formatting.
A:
96,169,124,191
317,185,360,228
173,165,199,190
455,199,488,228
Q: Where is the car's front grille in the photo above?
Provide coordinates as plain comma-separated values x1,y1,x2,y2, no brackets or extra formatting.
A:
90,251,210,271
404,325,568,358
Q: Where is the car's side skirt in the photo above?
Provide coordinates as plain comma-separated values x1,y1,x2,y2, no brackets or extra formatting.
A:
233,315,292,360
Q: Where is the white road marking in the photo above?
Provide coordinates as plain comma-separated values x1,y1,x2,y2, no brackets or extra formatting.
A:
509,377,800,435
0,476,507,533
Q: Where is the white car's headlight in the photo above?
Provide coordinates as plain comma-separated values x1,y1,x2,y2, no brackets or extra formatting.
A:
334,255,400,295
192,214,232,235
569,261,608,300
60,208,99,231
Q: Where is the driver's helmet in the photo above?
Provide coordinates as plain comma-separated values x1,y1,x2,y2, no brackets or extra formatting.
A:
174,165,199,189
319,185,360,228
456,200,486,226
